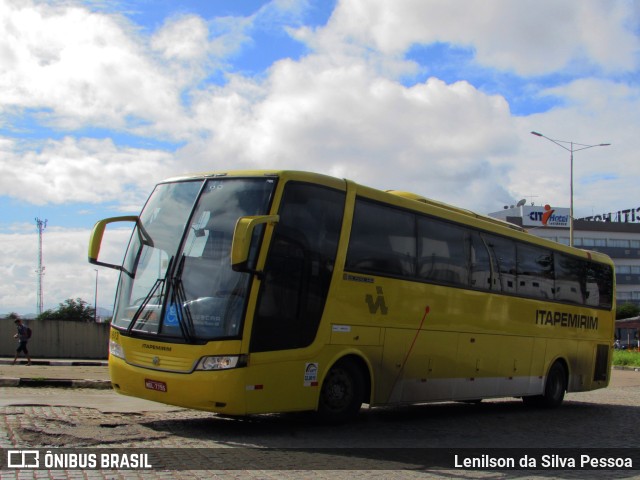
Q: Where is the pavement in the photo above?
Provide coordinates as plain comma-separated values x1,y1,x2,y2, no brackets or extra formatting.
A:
0,358,189,413
0,357,111,389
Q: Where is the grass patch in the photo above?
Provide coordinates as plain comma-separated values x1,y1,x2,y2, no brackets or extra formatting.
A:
613,349,640,367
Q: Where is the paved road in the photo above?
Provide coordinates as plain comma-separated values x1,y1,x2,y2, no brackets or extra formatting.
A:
1,368,640,479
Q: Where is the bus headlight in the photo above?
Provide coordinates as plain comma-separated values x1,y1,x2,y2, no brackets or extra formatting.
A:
196,355,247,371
109,340,125,360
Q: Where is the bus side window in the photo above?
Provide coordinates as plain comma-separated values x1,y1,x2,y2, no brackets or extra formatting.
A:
555,254,587,305
346,199,416,278
251,183,345,352
586,262,613,309
470,232,493,290
417,217,470,287
516,244,554,300
484,234,517,294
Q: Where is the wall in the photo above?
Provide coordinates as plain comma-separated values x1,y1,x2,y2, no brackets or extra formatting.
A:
1,320,109,359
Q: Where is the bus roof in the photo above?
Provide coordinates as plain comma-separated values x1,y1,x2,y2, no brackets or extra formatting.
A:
385,190,526,233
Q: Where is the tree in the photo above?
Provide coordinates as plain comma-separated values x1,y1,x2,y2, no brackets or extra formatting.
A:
616,303,640,320
37,298,96,322
3,312,21,321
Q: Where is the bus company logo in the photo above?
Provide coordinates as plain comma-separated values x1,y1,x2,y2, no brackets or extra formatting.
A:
365,286,388,315
142,343,172,352
535,309,599,330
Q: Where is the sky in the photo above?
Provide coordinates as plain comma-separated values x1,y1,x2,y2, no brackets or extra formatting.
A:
1,0,639,316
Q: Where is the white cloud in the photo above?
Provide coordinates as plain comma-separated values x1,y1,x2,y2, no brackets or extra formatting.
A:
300,0,639,75
150,12,253,82
0,136,176,206
151,15,211,63
182,53,519,212
0,226,131,315
0,1,189,137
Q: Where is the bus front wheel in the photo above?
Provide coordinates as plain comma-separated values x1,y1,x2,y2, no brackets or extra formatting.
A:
523,361,567,408
318,360,364,423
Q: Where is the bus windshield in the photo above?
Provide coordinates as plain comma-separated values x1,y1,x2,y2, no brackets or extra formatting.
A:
112,177,276,341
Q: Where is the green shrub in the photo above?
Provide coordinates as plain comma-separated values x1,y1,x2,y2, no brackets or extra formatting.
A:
613,349,640,367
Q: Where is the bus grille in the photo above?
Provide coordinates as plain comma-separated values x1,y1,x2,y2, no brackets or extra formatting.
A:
126,351,196,373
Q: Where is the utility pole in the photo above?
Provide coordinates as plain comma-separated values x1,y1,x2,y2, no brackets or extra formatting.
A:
35,217,47,315
94,269,99,322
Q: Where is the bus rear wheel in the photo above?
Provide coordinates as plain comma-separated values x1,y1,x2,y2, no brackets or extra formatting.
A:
318,360,364,424
523,361,567,408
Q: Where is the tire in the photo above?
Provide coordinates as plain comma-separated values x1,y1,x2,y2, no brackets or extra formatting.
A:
523,361,567,408
317,360,365,424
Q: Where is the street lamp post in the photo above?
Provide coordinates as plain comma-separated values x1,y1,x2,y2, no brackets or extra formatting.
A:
94,269,99,322
530,131,611,247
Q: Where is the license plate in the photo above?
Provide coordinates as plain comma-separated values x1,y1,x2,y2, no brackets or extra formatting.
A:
145,379,167,392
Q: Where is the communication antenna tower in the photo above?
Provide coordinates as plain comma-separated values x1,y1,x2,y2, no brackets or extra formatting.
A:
35,217,47,315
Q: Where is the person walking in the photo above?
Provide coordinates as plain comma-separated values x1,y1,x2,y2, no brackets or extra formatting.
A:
12,319,32,365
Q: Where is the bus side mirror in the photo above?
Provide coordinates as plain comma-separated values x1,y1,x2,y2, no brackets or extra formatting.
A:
88,216,140,271
231,215,279,273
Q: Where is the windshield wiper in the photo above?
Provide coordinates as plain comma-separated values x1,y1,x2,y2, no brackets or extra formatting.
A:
127,277,165,335
169,255,195,342
127,255,174,335
125,255,196,342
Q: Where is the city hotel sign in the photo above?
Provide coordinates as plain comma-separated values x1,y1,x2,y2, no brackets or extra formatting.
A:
522,205,570,228
579,207,640,223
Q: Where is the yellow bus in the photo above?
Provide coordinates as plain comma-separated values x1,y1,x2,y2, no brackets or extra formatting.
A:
89,170,615,422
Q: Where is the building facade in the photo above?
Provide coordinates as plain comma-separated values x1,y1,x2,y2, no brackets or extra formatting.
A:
489,204,640,308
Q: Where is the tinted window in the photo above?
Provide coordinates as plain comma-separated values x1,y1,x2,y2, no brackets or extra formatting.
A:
586,262,614,309
418,217,470,286
345,199,416,277
344,196,613,310
470,232,493,290
251,183,345,352
517,244,554,299
485,235,517,294
555,254,587,304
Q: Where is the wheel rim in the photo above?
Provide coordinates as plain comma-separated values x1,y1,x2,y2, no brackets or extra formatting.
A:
321,368,354,413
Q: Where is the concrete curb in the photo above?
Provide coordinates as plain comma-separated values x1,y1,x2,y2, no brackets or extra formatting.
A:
0,358,110,389
0,377,112,389
612,365,640,372
0,359,107,366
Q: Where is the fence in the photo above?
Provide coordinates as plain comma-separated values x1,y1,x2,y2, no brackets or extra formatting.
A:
1,319,109,359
